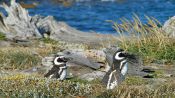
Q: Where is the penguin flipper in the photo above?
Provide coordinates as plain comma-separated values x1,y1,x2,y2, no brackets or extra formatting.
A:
102,71,111,85
102,69,123,89
44,66,59,78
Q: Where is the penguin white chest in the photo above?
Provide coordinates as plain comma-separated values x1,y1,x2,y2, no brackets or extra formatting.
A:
121,63,128,76
58,66,67,80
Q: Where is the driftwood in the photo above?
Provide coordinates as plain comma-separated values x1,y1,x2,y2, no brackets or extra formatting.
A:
0,0,41,39
0,0,117,45
42,49,107,70
31,15,117,44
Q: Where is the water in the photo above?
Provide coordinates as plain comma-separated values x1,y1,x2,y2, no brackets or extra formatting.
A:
2,0,175,34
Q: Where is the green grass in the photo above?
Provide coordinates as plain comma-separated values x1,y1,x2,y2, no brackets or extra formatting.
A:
0,48,40,70
112,15,175,64
0,32,6,40
40,38,59,45
124,76,148,85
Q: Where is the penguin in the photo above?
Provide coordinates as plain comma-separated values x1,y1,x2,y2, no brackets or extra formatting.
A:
44,55,72,80
102,49,136,90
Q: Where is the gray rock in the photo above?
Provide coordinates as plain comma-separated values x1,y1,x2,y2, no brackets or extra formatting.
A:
163,16,175,37
0,41,11,47
42,57,55,67
79,71,106,81
67,62,95,78
12,39,32,47
146,78,167,90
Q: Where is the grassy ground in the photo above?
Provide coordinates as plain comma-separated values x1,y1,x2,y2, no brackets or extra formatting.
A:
0,73,175,98
0,16,175,98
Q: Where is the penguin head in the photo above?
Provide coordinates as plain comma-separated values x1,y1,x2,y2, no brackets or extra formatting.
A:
53,55,72,65
113,49,137,62
113,49,127,61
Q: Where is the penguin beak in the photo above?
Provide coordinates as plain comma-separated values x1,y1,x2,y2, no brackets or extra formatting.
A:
122,52,138,63
123,52,134,58
62,56,73,61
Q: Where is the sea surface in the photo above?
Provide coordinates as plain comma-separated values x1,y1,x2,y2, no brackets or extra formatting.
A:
1,0,175,34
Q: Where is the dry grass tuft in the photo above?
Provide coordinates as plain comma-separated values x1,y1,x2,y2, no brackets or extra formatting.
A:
0,47,54,70
112,15,175,64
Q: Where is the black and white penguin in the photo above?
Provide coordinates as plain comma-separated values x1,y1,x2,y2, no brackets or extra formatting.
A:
102,49,136,90
44,55,71,80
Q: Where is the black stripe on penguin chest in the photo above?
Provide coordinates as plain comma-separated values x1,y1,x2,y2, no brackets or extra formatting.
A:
113,60,127,71
102,69,120,85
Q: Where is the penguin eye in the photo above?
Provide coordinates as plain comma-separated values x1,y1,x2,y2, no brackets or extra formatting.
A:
119,53,125,57
57,58,64,62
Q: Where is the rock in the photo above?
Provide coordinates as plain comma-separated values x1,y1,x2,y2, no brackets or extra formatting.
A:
42,57,55,67
21,67,39,74
146,78,167,89
67,62,95,78
0,40,11,47
141,68,155,73
163,74,173,77
11,39,32,47
127,62,143,76
78,71,105,81
163,16,175,37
